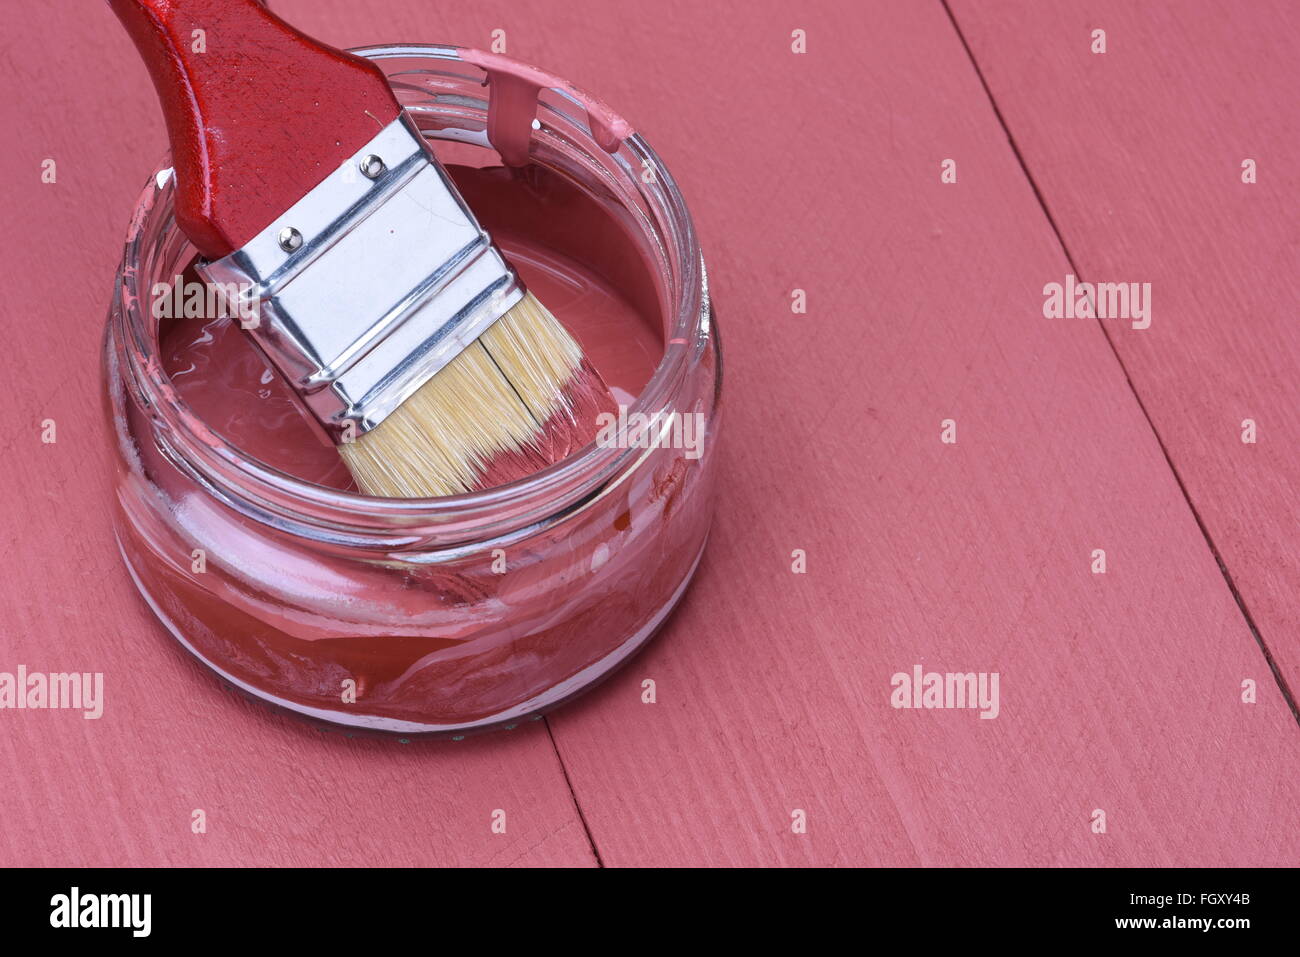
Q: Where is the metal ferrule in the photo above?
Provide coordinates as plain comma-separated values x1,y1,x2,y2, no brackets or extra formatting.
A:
199,114,523,437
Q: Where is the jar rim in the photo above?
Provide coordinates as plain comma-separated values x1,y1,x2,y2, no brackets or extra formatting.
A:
110,43,707,547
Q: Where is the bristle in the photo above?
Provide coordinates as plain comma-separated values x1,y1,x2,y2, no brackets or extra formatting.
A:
340,291,616,498
478,292,583,424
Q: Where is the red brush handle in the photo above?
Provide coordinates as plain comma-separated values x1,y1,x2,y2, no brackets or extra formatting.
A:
109,0,401,259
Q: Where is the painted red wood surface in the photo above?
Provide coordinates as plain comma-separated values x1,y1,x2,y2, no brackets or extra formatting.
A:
947,0,1300,698
0,0,594,869
0,0,1295,867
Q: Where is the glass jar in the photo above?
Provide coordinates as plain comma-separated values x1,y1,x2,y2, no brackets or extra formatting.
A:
103,45,720,736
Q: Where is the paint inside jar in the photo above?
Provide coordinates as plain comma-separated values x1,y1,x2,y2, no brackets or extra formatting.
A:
160,163,665,490
107,45,719,735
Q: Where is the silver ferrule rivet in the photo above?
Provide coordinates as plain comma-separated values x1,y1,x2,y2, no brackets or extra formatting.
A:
278,226,303,252
360,155,386,179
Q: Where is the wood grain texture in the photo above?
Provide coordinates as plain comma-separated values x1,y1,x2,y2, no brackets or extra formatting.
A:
355,0,1294,865
946,0,1300,694
0,0,1294,868
0,0,593,868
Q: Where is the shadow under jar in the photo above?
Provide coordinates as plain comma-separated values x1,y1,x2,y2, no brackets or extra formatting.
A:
103,45,721,736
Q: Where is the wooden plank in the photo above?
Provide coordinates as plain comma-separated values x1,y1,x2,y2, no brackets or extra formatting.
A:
0,0,1294,869
947,0,1300,693
0,0,593,868
499,0,1297,864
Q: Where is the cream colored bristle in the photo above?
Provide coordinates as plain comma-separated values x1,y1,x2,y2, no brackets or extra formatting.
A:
479,291,582,424
339,291,583,498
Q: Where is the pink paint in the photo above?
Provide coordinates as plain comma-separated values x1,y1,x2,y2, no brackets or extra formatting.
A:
5,0,1298,869
162,163,663,491
462,48,634,166
116,117,716,734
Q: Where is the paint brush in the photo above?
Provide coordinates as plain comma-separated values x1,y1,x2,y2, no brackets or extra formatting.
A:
109,0,617,497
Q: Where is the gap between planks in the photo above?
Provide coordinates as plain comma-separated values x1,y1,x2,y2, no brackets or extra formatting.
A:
544,716,606,867
937,0,1300,727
